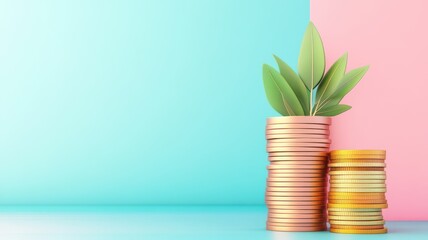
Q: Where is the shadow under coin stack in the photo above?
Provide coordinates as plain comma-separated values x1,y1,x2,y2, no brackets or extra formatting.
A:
265,116,331,232
327,150,388,234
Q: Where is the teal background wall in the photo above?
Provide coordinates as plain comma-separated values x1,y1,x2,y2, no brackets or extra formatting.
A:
0,0,309,204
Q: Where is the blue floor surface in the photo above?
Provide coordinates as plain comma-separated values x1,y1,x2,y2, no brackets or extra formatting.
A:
0,205,425,240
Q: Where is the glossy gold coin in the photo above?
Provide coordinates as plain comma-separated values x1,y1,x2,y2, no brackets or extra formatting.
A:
268,165,326,170
268,138,331,143
329,183,386,188
269,168,327,174
329,175,386,180
330,228,387,234
328,192,385,197
328,195,386,200
330,224,385,230
328,208,382,212
266,191,325,197
269,173,326,179
266,128,329,135
328,199,387,204
329,188,386,193
267,116,331,125
267,142,330,148
269,205,326,210
267,147,329,152
328,203,388,209
266,123,330,130
330,150,385,155
269,151,328,157
329,159,385,163
266,201,325,207
268,217,325,223
330,167,385,171
266,186,326,191
329,171,386,175
266,196,325,201
266,134,329,140
268,212,325,219
269,208,325,214
268,156,327,161
267,225,327,232
329,155,386,160
266,181,325,187
329,220,385,225
270,160,327,165
328,211,382,216
328,215,383,221
329,179,385,184
328,162,386,168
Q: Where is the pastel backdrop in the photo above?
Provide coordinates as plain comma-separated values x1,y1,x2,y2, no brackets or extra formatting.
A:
0,1,309,205
312,0,428,220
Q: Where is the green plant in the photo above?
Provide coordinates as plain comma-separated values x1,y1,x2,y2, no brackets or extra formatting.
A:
263,22,369,116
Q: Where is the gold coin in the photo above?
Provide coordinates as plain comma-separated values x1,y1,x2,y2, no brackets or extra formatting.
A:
329,188,386,193
267,225,327,232
266,128,329,135
328,199,387,204
329,183,386,188
269,156,327,161
329,179,385,184
330,159,385,163
328,203,388,209
268,212,325,219
269,209,325,214
267,147,330,152
266,191,325,196
328,162,386,168
328,215,383,221
268,217,325,223
270,169,327,174
267,116,331,125
268,165,326,170
330,167,384,171
328,211,382,216
330,150,385,155
329,220,385,225
330,175,386,180
267,174,326,182
266,133,329,140
329,192,385,197
266,196,325,201
269,151,328,157
266,181,325,187
266,201,325,206
267,142,330,148
266,187,325,192
330,224,385,230
328,195,386,200
270,160,326,165
269,174,325,179
328,208,382,212
266,123,330,130
330,228,387,234
268,138,331,143
269,205,326,210
328,171,386,175
329,155,386,160
267,221,327,227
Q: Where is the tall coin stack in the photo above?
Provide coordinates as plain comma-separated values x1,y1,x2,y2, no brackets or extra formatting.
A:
327,150,388,234
265,116,331,232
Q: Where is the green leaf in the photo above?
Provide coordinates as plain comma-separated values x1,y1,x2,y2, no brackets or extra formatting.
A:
262,64,305,116
315,53,348,104
298,22,325,90
318,66,369,110
274,55,310,115
316,104,352,116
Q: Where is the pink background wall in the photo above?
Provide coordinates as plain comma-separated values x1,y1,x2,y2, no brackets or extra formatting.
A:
311,0,428,220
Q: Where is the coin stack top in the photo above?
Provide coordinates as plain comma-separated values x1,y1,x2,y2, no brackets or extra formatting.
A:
327,150,388,234
265,116,331,232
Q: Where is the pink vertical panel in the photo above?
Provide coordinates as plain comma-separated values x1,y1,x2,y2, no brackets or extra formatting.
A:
311,0,428,220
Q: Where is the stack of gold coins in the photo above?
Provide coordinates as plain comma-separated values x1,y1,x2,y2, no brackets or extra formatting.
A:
327,150,388,234
265,116,331,232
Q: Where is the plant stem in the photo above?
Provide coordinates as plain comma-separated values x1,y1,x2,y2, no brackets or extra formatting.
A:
309,89,313,116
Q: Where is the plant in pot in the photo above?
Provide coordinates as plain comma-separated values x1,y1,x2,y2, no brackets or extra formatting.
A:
263,22,368,232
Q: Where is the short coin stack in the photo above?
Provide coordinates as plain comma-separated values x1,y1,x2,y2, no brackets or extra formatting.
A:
265,116,331,232
327,150,388,234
